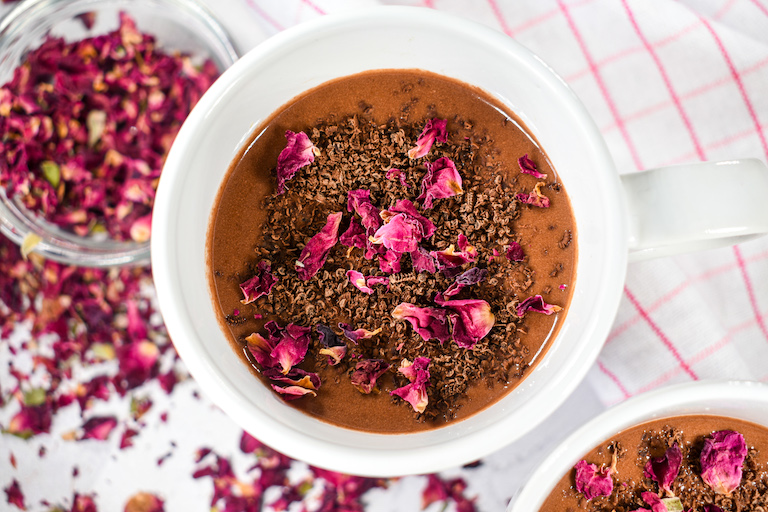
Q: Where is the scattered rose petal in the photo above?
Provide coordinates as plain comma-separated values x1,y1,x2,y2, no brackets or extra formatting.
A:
3,479,25,510
370,213,423,253
120,428,139,449
350,359,390,394
271,384,316,400
366,276,390,289
704,506,724,512
378,249,403,274
390,358,430,413
506,241,525,262
515,295,562,317
245,332,277,369
386,168,410,188
640,491,668,512
239,260,278,304
117,341,160,391
5,403,53,439
518,154,547,179
130,214,152,242
644,442,682,495
574,460,613,500
295,212,342,281
431,234,478,270
410,246,438,274
79,416,118,441
347,269,374,294
276,131,319,194
380,199,436,238
72,494,98,512
316,324,346,366
124,492,165,512
347,189,382,235
339,217,367,252
434,294,495,349
408,118,447,159
338,323,382,343
516,181,550,208
417,157,463,209
263,367,321,391
700,430,747,495
392,302,451,344
444,267,488,297
267,322,312,374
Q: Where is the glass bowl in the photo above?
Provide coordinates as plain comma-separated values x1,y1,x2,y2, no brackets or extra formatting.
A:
0,0,239,267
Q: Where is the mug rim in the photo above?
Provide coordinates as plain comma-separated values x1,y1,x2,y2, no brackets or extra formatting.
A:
152,5,628,476
506,380,768,511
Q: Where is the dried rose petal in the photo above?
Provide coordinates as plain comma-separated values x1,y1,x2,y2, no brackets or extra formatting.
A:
5,403,53,439
518,154,547,179
381,199,436,239
386,168,411,188
408,118,447,159
276,131,319,194
72,494,98,512
339,217,367,251
392,302,451,344
370,213,423,253
239,260,277,304
268,322,312,374
79,416,118,441
644,442,682,495
704,506,724,512
125,492,165,512
366,276,390,289
574,460,613,500
117,340,160,391
347,269,373,294
515,295,562,317
378,249,403,274
130,214,152,242
339,323,382,343
390,358,431,413
417,157,463,209
347,189,382,234
640,492,666,512
506,241,525,262
3,479,25,511
516,181,550,208
271,384,316,400
263,367,321,391
700,430,747,495
431,234,478,270
316,324,346,366
120,428,139,449
444,267,488,297
245,332,277,369
434,294,495,349
410,246,438,274
295,212,342,281
350,359,390,394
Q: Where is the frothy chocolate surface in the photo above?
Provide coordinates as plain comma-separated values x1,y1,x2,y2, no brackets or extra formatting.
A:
207,69,577,433
540,415,768,511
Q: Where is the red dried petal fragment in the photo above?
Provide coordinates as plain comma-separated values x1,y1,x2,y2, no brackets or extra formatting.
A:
339,217,366,251
269,323,312,374
644,442,682,495
347,189,382,234
431,234,478,270
339,323,382,343
417,157,463,209
392,302,451,344
347,269,374,294
72,494,98,512
270,384,316,400
700,430,747,495
276,131,318,194
506,241,525,262
5,403,53,438
116,341,160,391
574,460,613,500
120,428,139,449
366,276,390,289
422,475,450,509
390,358,430,413
516,181,550,208
515,295,562,317
129,214,152,242
410,246,438,274
124,492,165,512
295,212,342,281
518,154,547,179
444,267,488,297
434,294,495,349
640,492,670,512
370,213,421,253
408,118,447,159
316,324,346,365
705,506,724,512
245,332,277,368
382,199,436,238
386,168,411,188
3,479,25,511
263,367,321,391
378,249,403,274
239,260,277,304
350,359,390,394
79,416,117,441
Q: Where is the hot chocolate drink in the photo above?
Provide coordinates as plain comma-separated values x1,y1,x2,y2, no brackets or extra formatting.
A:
207,69,576,433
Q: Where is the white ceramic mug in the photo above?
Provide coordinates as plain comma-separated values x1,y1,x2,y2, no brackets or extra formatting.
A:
505,380,768,511
151,7,768,477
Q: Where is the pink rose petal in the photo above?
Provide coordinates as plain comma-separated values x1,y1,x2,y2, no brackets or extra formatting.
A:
444,267,488,297
392,302,451,344
516,181,550,208
434,294,495,349
263,367,321,391
574,460,613,500
518,154,547,179
316,324,346,366
350,359,391,394
644,442,682,495
417,157,463,209
245,332,277,369
239,260,278,304
410,246,438,274
79,416,118,441
268,322,312,374
295,211,342,281
347,269,374,294
339,323,382,343
431,234,478,270
347,190,385,259
370,214,422,253
125,492,165,512
378,249,403,274
3,479,25,511
700,430,747,495
381,199,436,239
506,241,525,262
339,217,367,251
386,168,411,188
390,358,431,413
408,118,447,159
270,384,316,400
515,295,562,317
276,131,318,194
640,492,667,512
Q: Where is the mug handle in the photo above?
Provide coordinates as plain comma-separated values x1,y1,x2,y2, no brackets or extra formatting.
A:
621,158,768,262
